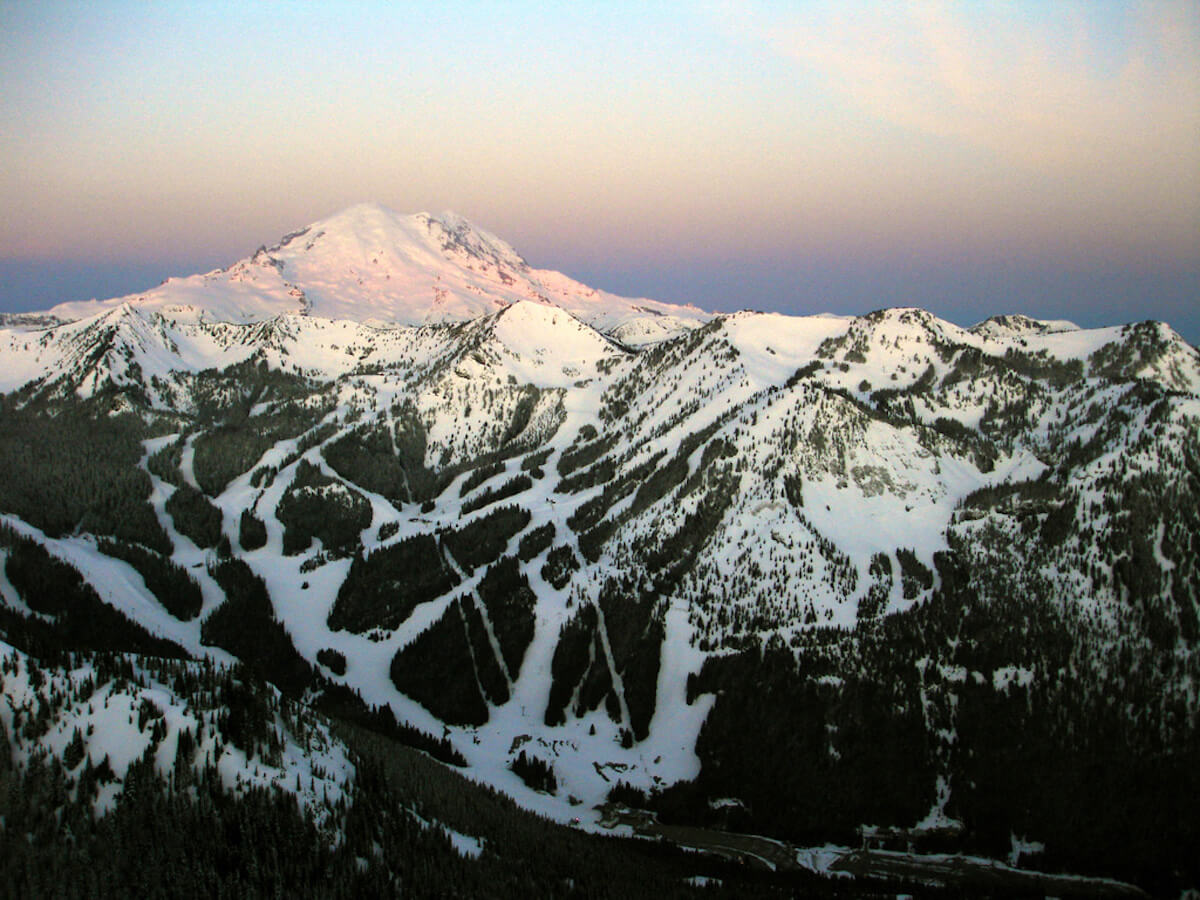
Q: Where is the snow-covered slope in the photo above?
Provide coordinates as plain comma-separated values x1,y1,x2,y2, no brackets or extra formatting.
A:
0,638,353,824
3,282,1198,830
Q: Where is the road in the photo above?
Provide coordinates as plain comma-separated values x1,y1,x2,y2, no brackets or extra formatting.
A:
606,811,1150,897
652,823,798,871
608,811,798,871
832,849,1150,898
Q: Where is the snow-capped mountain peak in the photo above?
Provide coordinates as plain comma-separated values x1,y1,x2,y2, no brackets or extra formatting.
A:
42,204,710,342
969,313,1080,340
269,204,530,281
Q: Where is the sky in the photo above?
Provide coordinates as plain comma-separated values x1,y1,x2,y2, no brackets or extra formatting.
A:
1,1,1198,341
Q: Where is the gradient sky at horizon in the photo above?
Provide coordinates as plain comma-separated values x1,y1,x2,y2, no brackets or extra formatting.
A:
2,1,1198,340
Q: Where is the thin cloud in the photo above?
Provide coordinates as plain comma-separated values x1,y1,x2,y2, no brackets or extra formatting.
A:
730,0,1200,181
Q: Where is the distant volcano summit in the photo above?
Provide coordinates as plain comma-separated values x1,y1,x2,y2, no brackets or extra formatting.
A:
43,203,709,345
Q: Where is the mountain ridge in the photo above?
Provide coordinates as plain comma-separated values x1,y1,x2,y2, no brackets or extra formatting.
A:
0,207,1198,894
